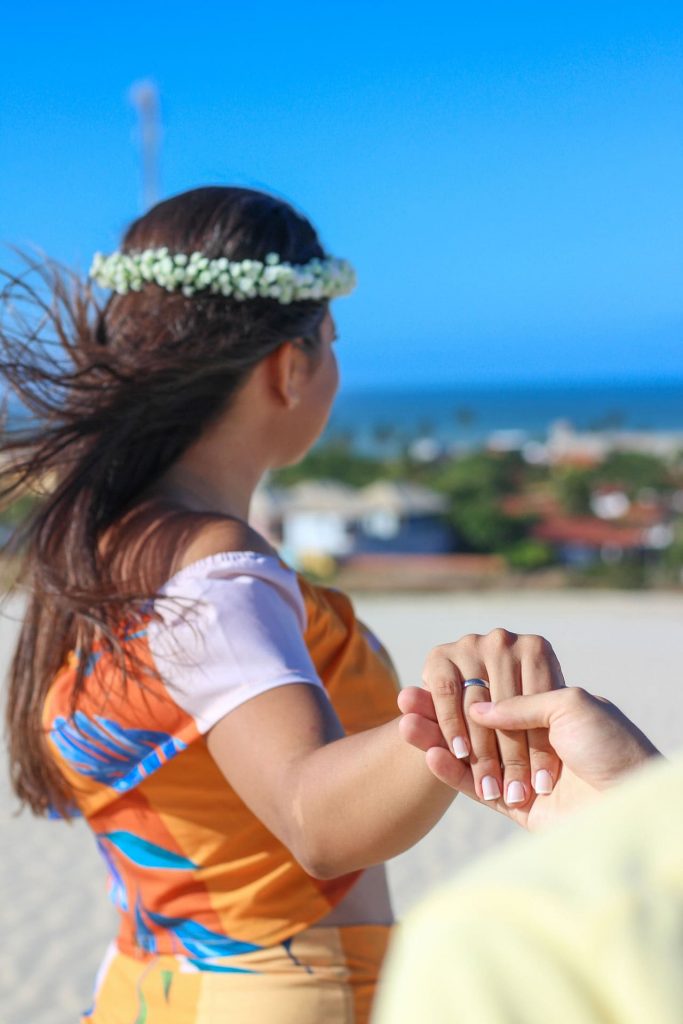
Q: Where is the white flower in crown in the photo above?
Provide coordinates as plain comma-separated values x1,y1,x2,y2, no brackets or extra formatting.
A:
89,247,356,303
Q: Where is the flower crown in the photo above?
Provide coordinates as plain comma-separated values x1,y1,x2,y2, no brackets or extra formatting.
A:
89,248,356,304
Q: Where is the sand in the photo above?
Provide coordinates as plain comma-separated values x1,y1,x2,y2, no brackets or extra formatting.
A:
1,589,681,1023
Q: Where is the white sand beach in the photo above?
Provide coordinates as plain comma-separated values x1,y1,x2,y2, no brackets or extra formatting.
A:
1,589,682,1023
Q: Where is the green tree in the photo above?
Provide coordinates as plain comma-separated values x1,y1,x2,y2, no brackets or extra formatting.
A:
663,519,683,579
504,539,555,571
427,452,531,554
449,499,529,553
597,452,671,495
272,440,384,488
553,467,593,515
430,451,522,498
572,558,647,590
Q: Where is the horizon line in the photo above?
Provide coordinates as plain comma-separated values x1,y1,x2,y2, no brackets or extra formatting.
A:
338,375,683,393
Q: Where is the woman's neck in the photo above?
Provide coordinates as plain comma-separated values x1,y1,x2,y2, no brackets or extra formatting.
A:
143,471,255,522
146,412,271,521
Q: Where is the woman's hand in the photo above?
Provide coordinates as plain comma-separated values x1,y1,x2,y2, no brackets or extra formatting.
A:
419,630,564,808
399,685,660,830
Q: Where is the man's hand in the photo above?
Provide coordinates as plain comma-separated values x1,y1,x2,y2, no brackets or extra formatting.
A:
399,685,659,830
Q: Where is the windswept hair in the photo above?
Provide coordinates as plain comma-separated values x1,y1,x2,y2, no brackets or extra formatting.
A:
1,186,328,816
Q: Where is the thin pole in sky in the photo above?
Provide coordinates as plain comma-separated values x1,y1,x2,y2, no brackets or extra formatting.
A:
129,80,161,211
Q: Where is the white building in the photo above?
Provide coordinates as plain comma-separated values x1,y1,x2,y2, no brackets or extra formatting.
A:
252,479,451,566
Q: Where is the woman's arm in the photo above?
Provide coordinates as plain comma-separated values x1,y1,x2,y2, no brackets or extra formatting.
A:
151,528,461,879
161,527,566,876
206,626,567,878
207,683,455,879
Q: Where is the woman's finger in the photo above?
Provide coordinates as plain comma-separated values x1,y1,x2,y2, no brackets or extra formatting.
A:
425,748,532,829
519,637,564,795
482,630,531,808
401,674,527,806
426,637,505,802
421,647,470,760
400,682,508,803
461,677,504,803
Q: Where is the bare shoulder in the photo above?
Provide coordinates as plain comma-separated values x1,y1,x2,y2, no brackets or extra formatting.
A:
102,499,276,591
176,517,275,571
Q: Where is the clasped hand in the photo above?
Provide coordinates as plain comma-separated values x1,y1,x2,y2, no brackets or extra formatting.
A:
399,629,659,831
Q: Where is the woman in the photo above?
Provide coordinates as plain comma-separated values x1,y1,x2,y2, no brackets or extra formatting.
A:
3,186,562,1023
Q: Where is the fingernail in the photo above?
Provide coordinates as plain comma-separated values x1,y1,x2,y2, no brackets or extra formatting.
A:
506,781,526,805
482,776,501,801
470,702,495,715
452,736,469,759
534,769,553,795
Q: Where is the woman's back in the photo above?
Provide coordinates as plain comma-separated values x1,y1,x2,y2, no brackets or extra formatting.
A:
45,509,400,957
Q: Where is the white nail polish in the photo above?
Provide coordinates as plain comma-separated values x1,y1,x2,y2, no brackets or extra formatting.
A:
506,780,526,805
482,776,501,801
534,769,553,795
452,736,469,759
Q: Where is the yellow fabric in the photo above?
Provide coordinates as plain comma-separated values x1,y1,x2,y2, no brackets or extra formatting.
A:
374,755,683,1024
83,924,392,1024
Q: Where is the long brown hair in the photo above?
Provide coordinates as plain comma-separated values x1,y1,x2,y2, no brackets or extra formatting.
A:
1,186,328,816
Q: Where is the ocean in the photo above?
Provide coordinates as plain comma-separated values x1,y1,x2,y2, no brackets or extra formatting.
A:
4,380,683,450
326,381,683,449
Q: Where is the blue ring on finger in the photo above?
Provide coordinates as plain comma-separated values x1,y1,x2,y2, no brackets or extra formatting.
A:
462,678,490,689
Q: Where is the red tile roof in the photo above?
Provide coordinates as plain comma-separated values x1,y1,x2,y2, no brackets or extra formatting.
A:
534,516,645,548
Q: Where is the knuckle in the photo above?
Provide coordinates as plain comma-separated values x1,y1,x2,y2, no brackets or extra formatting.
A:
527,733,554,755
566,686,590,709
530,749,556,765
436,710,463,727
429,676,458,698
457,633,481,652
423,644,454,670
523,634,552,660
501,757,529,771
486,627,516,652
471,753,500,772
423,648,442,669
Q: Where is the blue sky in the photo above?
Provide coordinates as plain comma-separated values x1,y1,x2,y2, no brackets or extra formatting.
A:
2,2,682,387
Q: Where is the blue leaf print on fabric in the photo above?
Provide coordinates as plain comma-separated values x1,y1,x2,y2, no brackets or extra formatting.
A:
50,711,187,792
84,650,103,676
134,895,157,954
283,937,314,974
145,909,262,958
122,625,149,642
96,836,129,911
98,831,198,871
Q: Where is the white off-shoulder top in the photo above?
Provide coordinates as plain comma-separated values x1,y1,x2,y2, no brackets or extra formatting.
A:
147,551,326,733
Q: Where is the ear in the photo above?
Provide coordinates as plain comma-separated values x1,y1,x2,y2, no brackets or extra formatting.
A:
265,341,309,409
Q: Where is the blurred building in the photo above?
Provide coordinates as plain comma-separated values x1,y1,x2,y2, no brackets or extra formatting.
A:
533,515,673,567
251,480,453,567
522,421,683,467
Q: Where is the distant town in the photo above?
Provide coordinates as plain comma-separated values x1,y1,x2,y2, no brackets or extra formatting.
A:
2,420,683,591
251,420,683,590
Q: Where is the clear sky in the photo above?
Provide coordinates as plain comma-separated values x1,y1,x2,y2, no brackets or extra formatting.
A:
2,1,682,387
